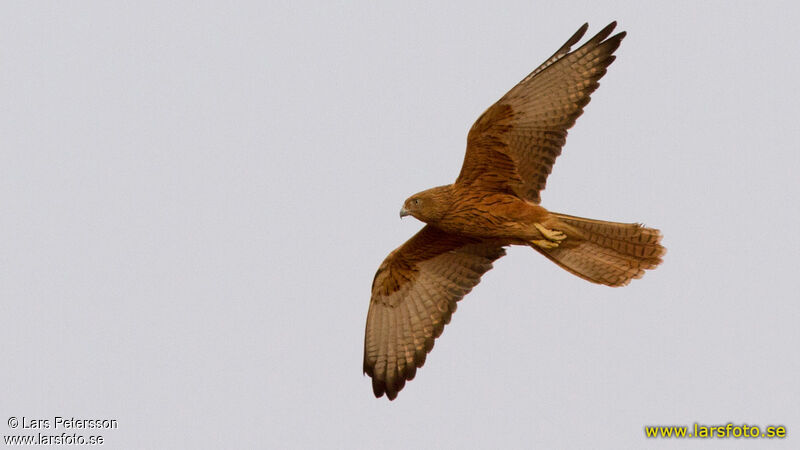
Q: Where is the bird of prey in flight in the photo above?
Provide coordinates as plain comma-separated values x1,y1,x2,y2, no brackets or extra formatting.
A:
364,22,665,400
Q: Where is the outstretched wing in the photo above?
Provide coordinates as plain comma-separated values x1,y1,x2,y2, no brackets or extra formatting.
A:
364,225,505,400
456,22,626,203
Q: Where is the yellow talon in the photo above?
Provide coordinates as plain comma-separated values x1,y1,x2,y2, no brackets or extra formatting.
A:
534,223,566,242
531,239,560,249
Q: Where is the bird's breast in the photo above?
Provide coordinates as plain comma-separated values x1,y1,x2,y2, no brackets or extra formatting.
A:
432,192,548,239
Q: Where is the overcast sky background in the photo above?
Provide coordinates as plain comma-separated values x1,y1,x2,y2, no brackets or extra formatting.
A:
2,1,799,449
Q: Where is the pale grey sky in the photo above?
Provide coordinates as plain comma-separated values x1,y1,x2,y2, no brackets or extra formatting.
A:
2,1,798,449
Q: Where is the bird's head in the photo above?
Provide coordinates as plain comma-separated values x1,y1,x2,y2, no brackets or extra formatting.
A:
399,185,453,223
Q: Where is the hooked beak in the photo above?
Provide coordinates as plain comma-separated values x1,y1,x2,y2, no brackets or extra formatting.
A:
399,206,410,218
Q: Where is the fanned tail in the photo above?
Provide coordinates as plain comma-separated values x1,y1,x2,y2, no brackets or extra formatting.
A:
533,213,665,287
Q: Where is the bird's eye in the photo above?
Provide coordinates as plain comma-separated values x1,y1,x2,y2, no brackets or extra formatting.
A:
413,199,420,205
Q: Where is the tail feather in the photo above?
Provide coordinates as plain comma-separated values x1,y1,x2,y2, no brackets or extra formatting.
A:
534,213,665,287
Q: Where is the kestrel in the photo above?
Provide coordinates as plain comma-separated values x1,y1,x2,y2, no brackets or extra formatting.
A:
364,22,665,400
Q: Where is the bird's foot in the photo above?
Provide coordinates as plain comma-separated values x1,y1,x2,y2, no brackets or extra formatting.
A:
531,239,560,249
534,223,566,243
